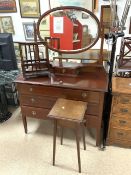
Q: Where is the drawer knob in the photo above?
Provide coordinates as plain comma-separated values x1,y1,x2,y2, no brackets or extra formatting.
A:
32,111,36,115
81,92,88,98
29,88,33,92
31,98,35,103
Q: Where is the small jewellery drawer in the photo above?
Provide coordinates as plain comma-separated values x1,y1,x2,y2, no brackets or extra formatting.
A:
109,128,131,141
20,95,56,108
112,104,131,116
53,67,79,76
21,106,50,119
110,115,131,129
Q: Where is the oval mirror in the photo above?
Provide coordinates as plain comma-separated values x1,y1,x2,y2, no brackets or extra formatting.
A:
37,6,100,53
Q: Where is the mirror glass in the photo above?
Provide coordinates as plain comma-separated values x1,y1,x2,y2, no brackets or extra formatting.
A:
37,7,100,53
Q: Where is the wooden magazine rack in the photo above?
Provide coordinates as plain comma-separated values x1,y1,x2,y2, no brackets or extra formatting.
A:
19,41,51,79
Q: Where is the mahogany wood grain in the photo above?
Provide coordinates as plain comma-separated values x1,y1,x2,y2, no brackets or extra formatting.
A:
48,98,87,122
21,106,50,119
20,95,56,108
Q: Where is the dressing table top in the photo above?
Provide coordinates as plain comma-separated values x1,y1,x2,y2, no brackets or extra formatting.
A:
15,67,108,92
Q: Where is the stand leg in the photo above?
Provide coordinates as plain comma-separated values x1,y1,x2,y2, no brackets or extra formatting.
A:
82,123,86,150
75,124,81,173
53,119,57,166
60,127,64,145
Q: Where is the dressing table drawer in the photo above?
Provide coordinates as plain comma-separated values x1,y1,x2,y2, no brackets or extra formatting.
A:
17,84,64,96
20,95,56,108
21,106,49,119
63,90,99,103
17,84,100,103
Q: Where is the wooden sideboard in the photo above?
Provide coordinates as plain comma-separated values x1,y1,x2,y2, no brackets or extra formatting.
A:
15,67,108,146
107,77,131,147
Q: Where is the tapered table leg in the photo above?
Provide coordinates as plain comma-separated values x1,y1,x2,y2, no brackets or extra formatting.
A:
82,123,86,150
75,125,81,173
22,115,27,134
53,119,57,166
60,127,64,145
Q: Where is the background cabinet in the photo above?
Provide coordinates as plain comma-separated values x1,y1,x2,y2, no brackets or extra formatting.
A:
107,77,131,148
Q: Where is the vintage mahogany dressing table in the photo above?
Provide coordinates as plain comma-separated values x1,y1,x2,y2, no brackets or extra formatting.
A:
15,6,108,146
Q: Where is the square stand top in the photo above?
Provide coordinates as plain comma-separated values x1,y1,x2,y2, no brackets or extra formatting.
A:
48,98,87,122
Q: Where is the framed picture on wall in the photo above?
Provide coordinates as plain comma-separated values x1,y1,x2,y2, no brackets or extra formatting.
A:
94,0,99,12
0,16,15,34
19,0,41,18
49,0,94,11
23,22,34,40
0,0,17,12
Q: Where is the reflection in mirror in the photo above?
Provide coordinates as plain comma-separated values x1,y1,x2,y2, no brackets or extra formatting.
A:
38,7,100,53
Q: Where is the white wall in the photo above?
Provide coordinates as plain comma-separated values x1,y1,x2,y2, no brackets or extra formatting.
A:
0,0,130,47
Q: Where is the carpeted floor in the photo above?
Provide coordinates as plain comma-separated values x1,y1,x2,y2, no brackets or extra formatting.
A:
0,107,131,175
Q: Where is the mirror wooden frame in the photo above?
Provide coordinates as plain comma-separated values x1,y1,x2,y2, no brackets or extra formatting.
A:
36,6,101,54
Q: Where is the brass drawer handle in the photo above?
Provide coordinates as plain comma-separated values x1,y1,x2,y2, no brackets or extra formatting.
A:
32,111,36,115
29,88,33,92
120,108,128,113
119,120,126,124
31,98,35,103
81,92,88,98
